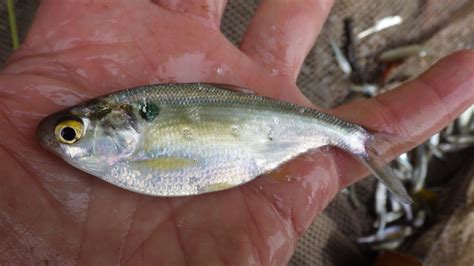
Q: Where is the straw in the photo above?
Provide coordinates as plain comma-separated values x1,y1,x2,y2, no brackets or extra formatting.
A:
7,0,19,49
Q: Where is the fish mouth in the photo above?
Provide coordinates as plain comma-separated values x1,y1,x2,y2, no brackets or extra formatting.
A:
36,114,61,151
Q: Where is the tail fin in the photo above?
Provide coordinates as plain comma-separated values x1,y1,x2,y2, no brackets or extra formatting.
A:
360,133,413,204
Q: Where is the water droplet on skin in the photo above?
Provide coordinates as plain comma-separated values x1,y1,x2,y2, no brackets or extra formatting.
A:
299,154,315,162
259,185,264,191
272,193,285,211
216,67,224,76
320,146,331,153
271,68,280,76
176,218,184,228
271,25,277,32
76,68,87,78
295,225,306,236
182,128,193,140
65,191,89,219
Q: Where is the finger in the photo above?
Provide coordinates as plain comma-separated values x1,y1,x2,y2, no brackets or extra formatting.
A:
240,0,334,81
336,50,474,191
153,0,227,28
334,50,474,149
11,0,153,59
247,50,474,243
331,50,474,187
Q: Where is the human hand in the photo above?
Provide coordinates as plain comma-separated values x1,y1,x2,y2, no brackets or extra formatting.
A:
0,0,473,264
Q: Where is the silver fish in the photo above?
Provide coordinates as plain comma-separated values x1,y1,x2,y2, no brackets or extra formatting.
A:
37,83,411,203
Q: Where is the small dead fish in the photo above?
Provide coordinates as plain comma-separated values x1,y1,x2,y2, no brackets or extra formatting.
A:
378,45,425,63
357,16,403,39
37,83,411,203
358,225,413,244
330,38,352,76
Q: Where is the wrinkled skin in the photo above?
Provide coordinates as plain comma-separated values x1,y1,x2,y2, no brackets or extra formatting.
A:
0,0,473,264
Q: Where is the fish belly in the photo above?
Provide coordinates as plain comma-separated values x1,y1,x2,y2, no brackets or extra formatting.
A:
101,106,330,196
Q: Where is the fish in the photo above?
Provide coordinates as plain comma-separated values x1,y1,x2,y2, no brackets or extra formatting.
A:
36,83,412,203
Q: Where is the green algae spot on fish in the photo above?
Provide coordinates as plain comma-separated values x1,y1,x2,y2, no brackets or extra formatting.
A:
138,101,159,121
36,83,412,204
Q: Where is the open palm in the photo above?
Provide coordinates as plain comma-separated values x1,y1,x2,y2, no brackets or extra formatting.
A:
0,0,473,264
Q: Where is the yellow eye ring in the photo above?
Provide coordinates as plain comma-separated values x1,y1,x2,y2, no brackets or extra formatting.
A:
55,120,84,144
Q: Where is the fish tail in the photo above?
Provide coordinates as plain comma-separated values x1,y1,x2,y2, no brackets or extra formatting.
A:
359,132,413,204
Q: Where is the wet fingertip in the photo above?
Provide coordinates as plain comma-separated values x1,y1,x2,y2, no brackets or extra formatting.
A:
315,0,335,13
419,50,474,107
424,49,474,79
446,49,474,62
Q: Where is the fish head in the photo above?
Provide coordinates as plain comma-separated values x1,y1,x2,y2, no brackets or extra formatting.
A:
36,99,140,176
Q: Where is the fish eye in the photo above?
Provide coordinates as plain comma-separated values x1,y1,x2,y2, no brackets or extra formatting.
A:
55,119,84,144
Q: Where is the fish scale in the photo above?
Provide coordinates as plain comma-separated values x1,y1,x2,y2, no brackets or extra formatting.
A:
37,83,411,203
